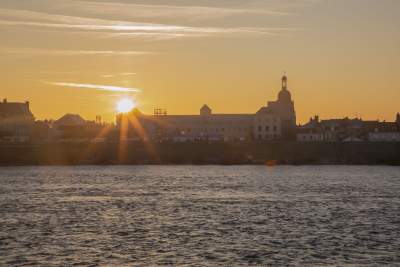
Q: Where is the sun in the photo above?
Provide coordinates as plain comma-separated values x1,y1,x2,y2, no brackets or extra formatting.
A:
117,98,135,113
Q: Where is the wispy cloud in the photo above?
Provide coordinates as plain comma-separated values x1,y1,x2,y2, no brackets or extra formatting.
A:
101,73,136,78
0,47,154,56
0,8,294,39
49,82,141,93
54,1,291,20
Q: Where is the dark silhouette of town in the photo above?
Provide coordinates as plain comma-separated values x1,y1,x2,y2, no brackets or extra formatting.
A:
1,75,399,165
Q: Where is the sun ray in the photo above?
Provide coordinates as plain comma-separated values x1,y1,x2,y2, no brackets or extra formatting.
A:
118,114,130,163
127,115,159,162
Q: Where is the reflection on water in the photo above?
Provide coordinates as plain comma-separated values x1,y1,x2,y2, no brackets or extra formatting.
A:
0,166,400,266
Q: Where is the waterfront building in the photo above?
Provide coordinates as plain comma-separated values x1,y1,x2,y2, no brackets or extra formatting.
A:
53,114,107,140
368,132,400,142
297,116,324,142
297,114,400,142
297,117,370,142
116,75,297,142
255,74,296,140
368,115,400,142
0,98,35,142
33,120,52,141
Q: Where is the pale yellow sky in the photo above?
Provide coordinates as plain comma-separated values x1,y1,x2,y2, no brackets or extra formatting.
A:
1,0,399,123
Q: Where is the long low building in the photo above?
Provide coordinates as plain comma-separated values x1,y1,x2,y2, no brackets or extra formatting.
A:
116,75,297,142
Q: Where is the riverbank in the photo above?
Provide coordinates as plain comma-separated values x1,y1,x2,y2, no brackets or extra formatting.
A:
0,141,399,166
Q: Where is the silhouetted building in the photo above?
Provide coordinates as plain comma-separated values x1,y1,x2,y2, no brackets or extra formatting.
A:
297,114,400,142
52,114,108,140
0,98,35,142
33,120,51,141
116,75,296,142
255,75,296,140
368,114,400,142
118,108,254,142
296,116,324,142
298,117,370,142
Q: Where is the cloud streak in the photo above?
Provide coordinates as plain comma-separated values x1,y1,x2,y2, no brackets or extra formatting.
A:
101,73,136,78
49,82,142,93
0,8,294,39
55,1,291,19
0,47,154,56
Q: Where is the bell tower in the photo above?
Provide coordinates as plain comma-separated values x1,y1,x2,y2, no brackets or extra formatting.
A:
277,74,296,140
282,73,288,90
278,73,292,103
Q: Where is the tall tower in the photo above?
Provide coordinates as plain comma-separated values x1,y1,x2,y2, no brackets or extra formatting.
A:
282,74,288,90
276,74,296,140
278,74,293,104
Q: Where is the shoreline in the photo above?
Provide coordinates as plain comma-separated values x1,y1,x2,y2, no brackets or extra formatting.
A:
0,141,399,166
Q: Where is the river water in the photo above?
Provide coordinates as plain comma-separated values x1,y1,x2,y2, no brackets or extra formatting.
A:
0,166,399,266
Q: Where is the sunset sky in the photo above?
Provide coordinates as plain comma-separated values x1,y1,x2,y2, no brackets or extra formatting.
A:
1,0,399,123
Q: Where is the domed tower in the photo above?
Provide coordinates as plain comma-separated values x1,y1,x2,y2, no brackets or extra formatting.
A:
276,74,296,139
278,74,292,103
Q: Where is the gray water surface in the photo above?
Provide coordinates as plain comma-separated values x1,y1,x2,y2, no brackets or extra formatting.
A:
0,166,400,266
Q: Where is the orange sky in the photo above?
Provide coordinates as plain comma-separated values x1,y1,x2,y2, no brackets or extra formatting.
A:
1,0,399,124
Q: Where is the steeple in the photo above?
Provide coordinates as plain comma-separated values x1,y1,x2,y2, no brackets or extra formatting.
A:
282,72,288,90
278,74,291,103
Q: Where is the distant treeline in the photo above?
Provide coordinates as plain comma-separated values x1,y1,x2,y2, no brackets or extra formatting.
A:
0,141,399,166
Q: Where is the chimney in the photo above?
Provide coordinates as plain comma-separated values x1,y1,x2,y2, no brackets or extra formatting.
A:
3,98,7,103
25,101,30,109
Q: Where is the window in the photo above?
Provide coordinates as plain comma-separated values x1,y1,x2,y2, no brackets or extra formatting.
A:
273,126,277,131
265,126,269,131
258,126,262,132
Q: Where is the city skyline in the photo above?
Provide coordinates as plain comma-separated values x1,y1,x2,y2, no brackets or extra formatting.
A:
1,0,399,123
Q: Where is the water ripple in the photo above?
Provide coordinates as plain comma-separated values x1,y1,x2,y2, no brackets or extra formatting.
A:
0,166,400,266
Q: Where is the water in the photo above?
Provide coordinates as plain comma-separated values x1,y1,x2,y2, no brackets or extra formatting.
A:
0,166,399,266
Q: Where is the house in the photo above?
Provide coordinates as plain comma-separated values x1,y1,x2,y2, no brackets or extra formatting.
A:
53,114,89,140
297,113,400,142
0,98,35,142
368,115,400,142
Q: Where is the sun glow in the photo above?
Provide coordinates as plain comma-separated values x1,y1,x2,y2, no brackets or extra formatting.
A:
117,98,135,113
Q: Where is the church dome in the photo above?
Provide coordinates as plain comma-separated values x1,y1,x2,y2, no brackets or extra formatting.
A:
278,88,292,102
